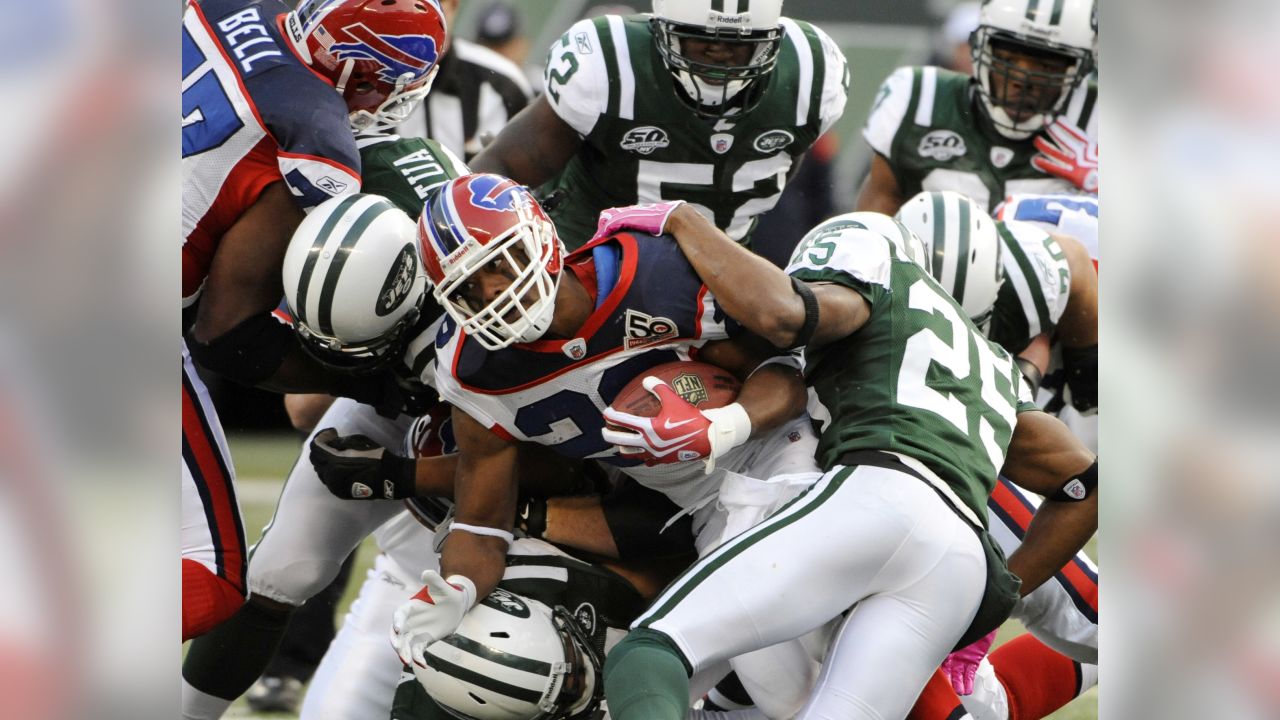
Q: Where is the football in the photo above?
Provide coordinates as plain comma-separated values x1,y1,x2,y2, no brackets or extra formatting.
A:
610,361,741,417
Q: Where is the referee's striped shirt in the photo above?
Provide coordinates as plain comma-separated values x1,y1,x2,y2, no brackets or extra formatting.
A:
398,38,534,161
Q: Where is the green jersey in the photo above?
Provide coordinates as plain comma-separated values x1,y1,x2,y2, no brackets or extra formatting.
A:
541,14,848,250
787,218,1038,525
863,66,1099,211
357,133,469,215
989,219,1071,355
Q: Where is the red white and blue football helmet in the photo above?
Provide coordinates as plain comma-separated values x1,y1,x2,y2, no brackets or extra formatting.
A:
418,174,564,351
286,0,448,131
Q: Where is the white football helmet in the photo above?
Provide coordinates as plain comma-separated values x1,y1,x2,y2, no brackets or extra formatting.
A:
282,193,427,371
970,0,1096,139
797,211,931,272
416,589,602,720
418,174,564,351
896,191,1004,329
651,0,785,118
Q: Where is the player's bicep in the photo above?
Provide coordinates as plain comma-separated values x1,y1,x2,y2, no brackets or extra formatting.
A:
810,283,871,347
451,407,519,529
1001,410,1095,496
468,96,582,187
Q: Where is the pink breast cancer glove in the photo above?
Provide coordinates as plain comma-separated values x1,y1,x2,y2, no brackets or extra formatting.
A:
940,629,997,696
591,201,687,243
1032,119,1098,193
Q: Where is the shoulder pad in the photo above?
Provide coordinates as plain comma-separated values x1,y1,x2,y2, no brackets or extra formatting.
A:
786,20,849,134
786,223,895,293
862,66,914,159
543,17,615,135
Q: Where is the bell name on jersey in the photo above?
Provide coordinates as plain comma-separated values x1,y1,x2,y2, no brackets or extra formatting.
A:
864,65,1098,211
787,226,1038,525
542,14,848,249
182,0,362,305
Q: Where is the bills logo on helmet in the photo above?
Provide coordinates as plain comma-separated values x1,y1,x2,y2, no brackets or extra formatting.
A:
466,175,530,213
327,23,439,84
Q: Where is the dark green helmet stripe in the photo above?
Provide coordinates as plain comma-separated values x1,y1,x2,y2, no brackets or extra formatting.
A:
929,192,947,285
952,196,972,304
440,634,555,677
1049,0,1066,25
296,194,362,322
424,651,545,704
316,197,398,336
1025,0,1041,21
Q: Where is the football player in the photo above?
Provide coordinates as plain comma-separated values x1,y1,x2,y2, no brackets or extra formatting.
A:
469,0,849,250
593,202,1097,719
856,0,1098,214
181,129,464,718
180,0,447,641
385,172,832,719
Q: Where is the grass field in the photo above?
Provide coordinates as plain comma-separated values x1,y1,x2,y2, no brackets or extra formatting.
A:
218,432,1098,719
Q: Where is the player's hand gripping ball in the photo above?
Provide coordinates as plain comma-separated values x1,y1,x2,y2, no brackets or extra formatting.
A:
602,361,748,473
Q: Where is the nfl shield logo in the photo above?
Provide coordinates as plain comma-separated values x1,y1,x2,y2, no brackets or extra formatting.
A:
563,338,588,360
710,133,734,154
990,146,1014,168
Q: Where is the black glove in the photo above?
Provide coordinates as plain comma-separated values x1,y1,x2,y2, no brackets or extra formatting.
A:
1062,344,1098,415
310,428,417,500
515,496,548,538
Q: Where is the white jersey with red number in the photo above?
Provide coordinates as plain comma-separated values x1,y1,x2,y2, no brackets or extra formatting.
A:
182,0,362,307
433,233,820,528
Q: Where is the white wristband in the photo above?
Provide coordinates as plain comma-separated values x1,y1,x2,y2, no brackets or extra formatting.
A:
449,522,515,546
702,402,752,471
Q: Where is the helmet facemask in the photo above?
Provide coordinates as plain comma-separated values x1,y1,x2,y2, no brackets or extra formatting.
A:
971,28,1092,139
342,64,439,133
428,207,561,351
651,17,782,119
293,301,422,374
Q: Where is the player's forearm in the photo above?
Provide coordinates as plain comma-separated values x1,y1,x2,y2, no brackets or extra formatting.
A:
735,363,807,436
439,531,508,602
414,455,459,498
541,495,621,558
665,205,806,347
1006,493,1097,595
469,98,580,187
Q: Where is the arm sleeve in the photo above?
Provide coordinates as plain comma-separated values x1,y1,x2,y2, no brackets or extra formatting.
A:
541,18,611,136
861,66,914,159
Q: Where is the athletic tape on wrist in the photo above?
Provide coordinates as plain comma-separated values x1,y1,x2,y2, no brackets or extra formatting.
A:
1050,460,1098,502
449,522,515,546
789,277,820,350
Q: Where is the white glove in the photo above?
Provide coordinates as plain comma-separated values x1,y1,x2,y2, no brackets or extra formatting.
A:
390,571,476,667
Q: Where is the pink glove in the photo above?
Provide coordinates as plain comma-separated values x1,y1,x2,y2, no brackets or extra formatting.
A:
940,630,997,696
591,201,687,243
602,377,751,474
1032,119,1098,193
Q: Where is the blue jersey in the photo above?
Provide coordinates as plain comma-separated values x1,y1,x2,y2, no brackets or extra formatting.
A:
433,232,740,509
182,0,361,304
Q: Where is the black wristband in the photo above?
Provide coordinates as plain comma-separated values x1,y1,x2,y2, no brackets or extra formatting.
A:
789,277,820,350
379,452,418,499
1050,460,1098,502
185,312,296,385
517,497,548,538
1016,356,1044,395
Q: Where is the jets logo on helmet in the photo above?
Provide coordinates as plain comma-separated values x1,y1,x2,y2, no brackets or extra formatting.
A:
327,23,439,85
282,194,428,371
